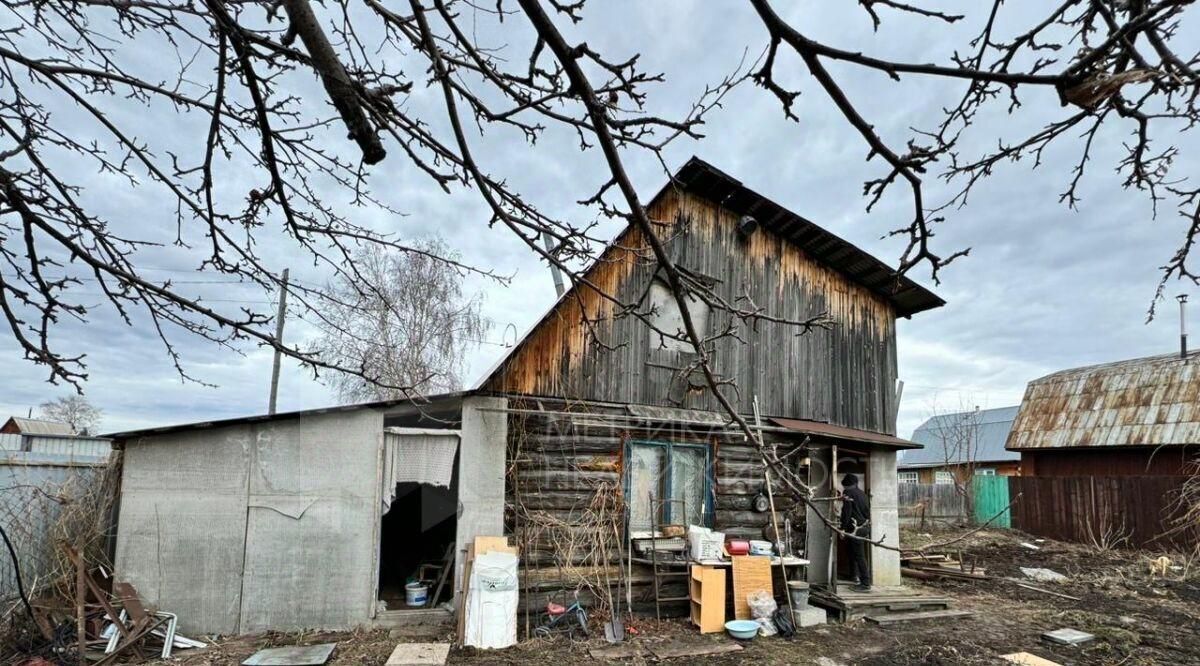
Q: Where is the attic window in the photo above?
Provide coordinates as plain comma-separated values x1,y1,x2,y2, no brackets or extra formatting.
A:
647,281,709,353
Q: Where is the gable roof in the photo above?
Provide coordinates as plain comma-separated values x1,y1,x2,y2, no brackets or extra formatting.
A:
1006,352,1200,451
476,157,944,392
671,158,943,318
900,406,1020,467
3,417,74,435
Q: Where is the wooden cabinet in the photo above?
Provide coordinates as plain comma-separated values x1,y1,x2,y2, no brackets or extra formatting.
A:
689,564,726,634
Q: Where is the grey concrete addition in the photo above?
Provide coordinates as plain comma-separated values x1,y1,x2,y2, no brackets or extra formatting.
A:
867,449,901,587
454,396,507,593
115,408,386,634
116,427,253,635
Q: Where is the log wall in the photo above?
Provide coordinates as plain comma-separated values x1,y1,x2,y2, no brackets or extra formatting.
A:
505,401,806,614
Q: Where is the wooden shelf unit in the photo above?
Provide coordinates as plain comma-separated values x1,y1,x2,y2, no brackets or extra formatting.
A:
689,564,726,634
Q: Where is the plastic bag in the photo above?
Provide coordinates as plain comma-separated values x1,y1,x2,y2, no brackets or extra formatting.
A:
747,589,778,636
687,525,725,561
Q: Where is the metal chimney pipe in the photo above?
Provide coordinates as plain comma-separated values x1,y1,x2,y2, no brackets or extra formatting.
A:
1179,294,1189,360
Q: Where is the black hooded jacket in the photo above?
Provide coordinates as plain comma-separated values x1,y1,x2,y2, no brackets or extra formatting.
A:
840,484,870,533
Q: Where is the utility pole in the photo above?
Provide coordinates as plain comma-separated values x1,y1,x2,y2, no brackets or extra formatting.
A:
542,231,565,298
268,268,290,414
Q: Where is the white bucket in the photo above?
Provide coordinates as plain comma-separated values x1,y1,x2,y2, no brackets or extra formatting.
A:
405,582,429,606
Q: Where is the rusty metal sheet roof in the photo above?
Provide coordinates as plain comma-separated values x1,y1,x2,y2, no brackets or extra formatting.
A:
771,417,921,450
1007,352,1200,451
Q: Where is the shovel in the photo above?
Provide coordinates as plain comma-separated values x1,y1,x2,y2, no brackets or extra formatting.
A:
603,521,626,643
604,574,626,643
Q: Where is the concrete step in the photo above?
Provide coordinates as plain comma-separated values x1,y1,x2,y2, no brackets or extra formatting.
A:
373,607,454,629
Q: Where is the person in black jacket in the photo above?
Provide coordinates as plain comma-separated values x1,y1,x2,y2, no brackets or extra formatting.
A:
839,474,872,591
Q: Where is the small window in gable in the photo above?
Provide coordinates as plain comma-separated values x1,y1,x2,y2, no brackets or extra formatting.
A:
647,281,709,353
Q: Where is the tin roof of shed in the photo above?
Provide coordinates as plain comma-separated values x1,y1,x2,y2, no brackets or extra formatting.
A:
2,417,74,435
1006,352,1200,451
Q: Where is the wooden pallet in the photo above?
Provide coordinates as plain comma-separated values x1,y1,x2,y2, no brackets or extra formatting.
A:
810,584,954,622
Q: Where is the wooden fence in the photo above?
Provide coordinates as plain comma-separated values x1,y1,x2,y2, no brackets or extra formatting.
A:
1008,475,1193,550
898,483,968,527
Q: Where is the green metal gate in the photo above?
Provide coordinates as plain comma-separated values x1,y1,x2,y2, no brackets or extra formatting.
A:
972,475,1011,528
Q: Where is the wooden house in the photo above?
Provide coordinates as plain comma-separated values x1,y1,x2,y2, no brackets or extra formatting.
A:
477,157,943,611
900,406,1021,485
108,158,944,635
1001,353,1200,548
1007,353,1200,476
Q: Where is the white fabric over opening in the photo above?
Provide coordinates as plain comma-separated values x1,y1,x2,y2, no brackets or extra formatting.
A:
382,428,461,514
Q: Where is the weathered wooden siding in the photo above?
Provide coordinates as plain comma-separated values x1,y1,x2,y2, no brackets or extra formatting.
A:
486,189,899,434
1021,447,1200,477
1009,475,1195,549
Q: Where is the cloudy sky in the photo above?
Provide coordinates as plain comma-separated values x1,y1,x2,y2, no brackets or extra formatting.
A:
1,1,1196,438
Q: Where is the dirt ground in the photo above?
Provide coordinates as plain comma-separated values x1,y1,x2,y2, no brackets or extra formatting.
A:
153,528,1200,666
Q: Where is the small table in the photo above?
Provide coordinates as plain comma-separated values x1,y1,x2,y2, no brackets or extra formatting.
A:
694,556,810,568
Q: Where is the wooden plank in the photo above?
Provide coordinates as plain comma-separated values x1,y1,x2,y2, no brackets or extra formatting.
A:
864,609,975,625
1001,653,1062,666
589,644,646,660
730,556,772,621
471,536,514,557
648,640,743,659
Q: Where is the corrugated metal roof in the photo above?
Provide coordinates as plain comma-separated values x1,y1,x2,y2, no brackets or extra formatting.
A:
771,417,921,450
1007,352,1200,451
3,417,74,435
901,406,1020,467
105,391,470,440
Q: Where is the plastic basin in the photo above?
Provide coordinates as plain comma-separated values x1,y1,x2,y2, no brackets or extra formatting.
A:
724,620,759,640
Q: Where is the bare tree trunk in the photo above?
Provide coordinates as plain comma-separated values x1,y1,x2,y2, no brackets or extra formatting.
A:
279,0,386,163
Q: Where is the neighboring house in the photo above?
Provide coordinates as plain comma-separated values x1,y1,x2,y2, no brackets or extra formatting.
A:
1,417,111,460
1006,352,1200,475
108,157,944,634
1,416,74,436
900,406,1021,485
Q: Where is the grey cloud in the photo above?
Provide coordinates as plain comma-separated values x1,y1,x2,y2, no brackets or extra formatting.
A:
2,1,1197,438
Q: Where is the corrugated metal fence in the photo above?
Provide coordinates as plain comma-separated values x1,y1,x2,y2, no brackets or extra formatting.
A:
0,453,113,609
0,434,21,452
1009,475,1192,549
0,433,112,458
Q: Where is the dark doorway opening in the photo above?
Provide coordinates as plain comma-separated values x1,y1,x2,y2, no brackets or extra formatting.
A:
835,454,870,585
378,480,458,611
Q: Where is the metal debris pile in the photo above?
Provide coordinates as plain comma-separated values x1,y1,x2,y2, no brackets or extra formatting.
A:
3,543,203,666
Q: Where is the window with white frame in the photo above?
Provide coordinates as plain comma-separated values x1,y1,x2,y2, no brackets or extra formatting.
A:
626,440,712,534
975,468,996,476
935,471,955,485
898,471,919,485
